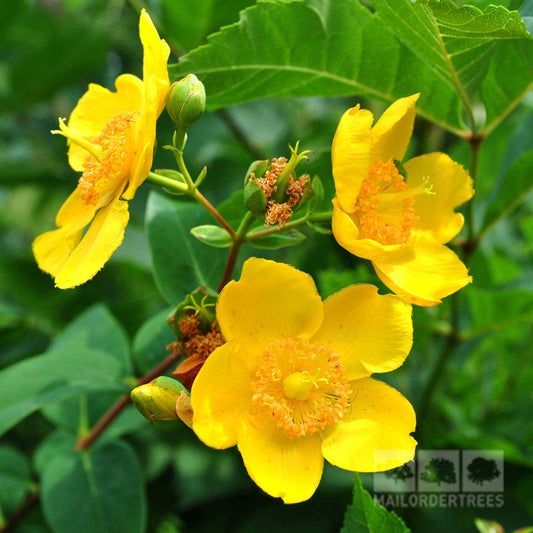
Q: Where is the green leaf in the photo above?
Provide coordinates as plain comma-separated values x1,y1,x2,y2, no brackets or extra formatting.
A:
170,0,466,133
161,0,256,51
49,303,131,373
0,445,33,517
247,228,306,249
481,149,533,236
190,224,234,247
0,348,127,437
132,308,175,375
341,474,410,533
146,192,227,304
41,440,146,533
374,0,533,131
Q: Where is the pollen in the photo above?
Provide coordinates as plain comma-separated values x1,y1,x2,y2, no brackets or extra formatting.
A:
252,339,351,438
354,159,420,245
77,111,138,205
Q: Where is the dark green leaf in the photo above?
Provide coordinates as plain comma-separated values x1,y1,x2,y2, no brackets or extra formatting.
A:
41,440,146,533
191,224,234,247
132,308,175,375
49,303,131,373
0,348,127,437
247,228,306,249
481,149,533,236
146,192,227,304
341,473,410,533
170,0,466,133
0,445,34,516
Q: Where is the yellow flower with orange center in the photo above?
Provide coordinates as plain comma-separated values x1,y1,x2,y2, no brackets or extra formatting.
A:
332,94,474,306
191,258,417,503
32,10,170,289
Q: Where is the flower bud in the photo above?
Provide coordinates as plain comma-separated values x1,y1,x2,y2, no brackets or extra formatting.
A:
166,74,206,129
130,376,187,432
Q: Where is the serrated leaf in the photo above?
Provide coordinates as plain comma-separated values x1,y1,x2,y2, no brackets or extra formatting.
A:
247,228,306,248
374,0,533,130
0,348,127,437
170,0,466,133
481,149,533,235
41,440,146,533
146,192,227,304
191,224,234,247
341,474,410,533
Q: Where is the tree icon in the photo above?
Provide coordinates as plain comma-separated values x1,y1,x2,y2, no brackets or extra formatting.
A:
384,463,415,484
467,457,500,486
420,457,457,485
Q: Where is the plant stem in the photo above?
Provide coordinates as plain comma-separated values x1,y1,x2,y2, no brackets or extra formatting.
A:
0,489,40,533
217,213,255,292
74,350,182,451
192,189,236,238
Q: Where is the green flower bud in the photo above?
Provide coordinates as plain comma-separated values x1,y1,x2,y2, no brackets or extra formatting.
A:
166,74,206,129
130,376,188,432
244,179,268,214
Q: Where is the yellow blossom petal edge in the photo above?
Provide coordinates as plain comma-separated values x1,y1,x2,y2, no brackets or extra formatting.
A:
312,285,413,380
238,412,324,504
331,105,374,213
190,258,416,502
216,258,324,359
33,11,170,289
373,237,472,306
191,343,254,449
321,378,417,472
371,94,419,163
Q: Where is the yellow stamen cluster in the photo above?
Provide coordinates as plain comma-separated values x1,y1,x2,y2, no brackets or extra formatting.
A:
354,159,418,245
78,112,138,205
252,339,351,438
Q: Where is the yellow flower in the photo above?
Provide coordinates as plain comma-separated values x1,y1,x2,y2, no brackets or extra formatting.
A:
331,94,474,306
191,258,416,504
33,10,170,289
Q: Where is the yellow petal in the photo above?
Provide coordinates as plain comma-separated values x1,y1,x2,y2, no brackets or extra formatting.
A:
217,258,323,358
312,285,412,380
332,199,415,263
331,105,374,213
321,378,416,472
191,342,254,449
139,9,170,115
405,152,474,243
238,412,323,503
373,238,472,306
33,191,97,277
371,94,419,163
53,196,130,289
66,74,144,172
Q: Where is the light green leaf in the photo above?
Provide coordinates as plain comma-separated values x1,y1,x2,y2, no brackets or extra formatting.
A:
146,192,227,304
0,348,127,437
341,473,411,533
247,228,306,248
170,0,466,134
373,0,532,131
191,224,234,247
41,440,146,533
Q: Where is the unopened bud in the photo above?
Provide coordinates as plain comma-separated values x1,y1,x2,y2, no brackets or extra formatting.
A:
166,74,206,129
130,376,187,432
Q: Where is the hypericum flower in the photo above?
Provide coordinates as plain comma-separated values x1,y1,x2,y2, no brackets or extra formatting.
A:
191,258,416,503
331,94,474,306
33,10,170,289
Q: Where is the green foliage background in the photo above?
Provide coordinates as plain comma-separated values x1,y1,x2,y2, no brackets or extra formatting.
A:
1,0,532,532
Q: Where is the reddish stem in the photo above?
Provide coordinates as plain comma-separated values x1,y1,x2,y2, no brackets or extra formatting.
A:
0,489,40,533
74,350,182,451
